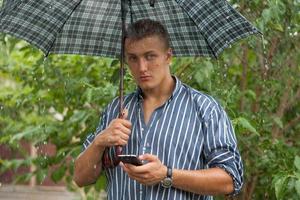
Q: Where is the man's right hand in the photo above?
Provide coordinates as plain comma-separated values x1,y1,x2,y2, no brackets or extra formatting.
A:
93,109,132,148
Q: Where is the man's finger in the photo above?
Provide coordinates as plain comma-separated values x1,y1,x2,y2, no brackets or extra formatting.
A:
139,154,157,162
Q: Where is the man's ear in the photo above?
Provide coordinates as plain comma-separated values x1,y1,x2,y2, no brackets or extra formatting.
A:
166,48,173,63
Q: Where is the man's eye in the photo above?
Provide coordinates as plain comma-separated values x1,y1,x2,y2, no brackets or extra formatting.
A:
128,56,137,61
146,54,156,60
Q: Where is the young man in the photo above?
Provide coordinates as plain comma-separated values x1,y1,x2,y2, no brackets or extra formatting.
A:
74,19,243,200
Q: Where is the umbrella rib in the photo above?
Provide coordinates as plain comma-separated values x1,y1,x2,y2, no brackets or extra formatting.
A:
45,0,82,57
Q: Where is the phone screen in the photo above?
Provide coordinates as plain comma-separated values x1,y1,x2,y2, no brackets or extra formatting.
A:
118,154,143,166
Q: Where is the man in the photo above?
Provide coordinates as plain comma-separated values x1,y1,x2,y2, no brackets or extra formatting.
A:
74,19,243,200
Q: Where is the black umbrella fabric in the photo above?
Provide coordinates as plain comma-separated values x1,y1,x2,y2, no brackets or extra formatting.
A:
0,0,260,58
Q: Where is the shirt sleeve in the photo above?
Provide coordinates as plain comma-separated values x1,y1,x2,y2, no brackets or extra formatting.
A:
82,108,108,152
202,105,244,195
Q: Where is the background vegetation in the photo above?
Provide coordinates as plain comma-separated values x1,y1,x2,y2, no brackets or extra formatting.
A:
0,0,299,199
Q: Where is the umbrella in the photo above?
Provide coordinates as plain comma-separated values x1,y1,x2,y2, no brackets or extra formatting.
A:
0,0,260,167
0,0,260,112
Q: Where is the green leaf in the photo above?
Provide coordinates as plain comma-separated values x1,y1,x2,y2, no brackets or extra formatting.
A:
36,169,48,184
274,176,289,199
271,23,284,32
295,180,300,196
273,116,283,129
233,117,259,136
245,89,256,100
294,156,300,171
295,172,300,179
95,175,107,192
110,59,119,67
262,8,272,23
51,166,66,183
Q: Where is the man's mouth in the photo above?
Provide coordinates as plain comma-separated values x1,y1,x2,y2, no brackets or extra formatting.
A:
140,75,151,81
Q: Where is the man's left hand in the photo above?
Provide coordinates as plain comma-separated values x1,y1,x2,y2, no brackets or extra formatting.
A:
120,154,167,186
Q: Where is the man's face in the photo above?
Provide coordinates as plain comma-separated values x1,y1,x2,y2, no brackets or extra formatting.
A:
125,35,172,91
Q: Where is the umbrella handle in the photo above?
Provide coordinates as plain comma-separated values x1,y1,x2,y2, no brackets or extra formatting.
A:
119,0,128,116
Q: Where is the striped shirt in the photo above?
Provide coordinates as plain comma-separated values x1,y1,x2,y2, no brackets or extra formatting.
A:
83,76,243,200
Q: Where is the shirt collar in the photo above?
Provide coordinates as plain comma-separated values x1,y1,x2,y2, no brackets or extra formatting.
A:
135,75,181,102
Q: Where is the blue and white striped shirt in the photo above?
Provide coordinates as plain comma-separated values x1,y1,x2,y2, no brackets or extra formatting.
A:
83,77,243,200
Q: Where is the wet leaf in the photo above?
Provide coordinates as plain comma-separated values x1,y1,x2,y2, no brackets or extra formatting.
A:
274,176,289,199
233,117,259,136
51,166,66,183
273,116,283,129
294,156,300,171
295,180,300,196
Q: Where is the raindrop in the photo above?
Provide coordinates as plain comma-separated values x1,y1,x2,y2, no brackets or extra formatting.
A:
0,105,3,110
261,35,269,75
34,77,37,81
94,165,97,169
223,73,227,78
49,5,52,9
0,182,2,187
47,88,50,92
43,141,47,145
226,16,230,20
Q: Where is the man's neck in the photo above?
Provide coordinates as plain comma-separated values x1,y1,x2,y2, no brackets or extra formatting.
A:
142,75,175,104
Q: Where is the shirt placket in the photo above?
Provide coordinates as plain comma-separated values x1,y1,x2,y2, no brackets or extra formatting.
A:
137,97,171,199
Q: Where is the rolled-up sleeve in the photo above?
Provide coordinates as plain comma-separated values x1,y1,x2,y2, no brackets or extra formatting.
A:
203,106,243,195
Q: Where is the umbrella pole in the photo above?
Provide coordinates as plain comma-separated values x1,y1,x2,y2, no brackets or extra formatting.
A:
119,0,128,117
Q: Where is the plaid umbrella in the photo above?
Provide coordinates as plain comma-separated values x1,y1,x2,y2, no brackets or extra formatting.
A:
0,0,260,58
0,0,261,116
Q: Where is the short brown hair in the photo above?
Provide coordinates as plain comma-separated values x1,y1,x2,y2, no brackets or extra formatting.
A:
126,19,170,49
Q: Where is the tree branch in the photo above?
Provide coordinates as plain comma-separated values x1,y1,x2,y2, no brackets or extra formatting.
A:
267,36,280,65
284,115,300,132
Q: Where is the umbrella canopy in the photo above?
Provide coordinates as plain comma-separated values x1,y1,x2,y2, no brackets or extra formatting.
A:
0,0,260,58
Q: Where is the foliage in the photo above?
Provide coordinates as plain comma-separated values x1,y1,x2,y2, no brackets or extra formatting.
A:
0,0,299,199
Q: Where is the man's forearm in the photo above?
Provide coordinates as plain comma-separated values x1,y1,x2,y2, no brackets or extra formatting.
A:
172,167,234,195
73,141,105,187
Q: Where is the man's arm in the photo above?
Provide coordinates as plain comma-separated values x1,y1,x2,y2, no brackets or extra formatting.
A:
121,154,234,195
172,167,234,195
73,138,106,187
74,112,132,187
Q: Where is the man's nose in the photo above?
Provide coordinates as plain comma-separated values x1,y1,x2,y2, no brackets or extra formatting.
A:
138,58,148,72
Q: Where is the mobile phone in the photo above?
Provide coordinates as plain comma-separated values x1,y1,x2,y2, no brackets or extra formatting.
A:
118,154,143,166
